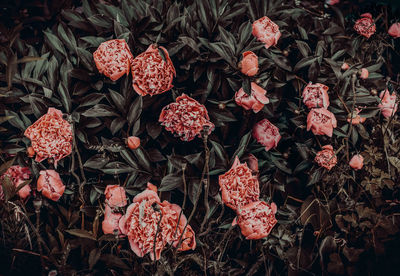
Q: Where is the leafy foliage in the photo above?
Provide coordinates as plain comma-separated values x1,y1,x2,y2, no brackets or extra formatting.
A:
1,0,400,275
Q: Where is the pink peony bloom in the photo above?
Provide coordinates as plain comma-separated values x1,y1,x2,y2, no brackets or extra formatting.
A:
302,82,330,109
341,63,350,70
307,108,337,137
24,108,72,167
118,183,195,260
244,153,259,174
252,16,281,49
102,205,123,234
234,201,278,239
235,82,269,113
159,94,215,141
252,119,281,151
131,45,175,96
37,170,65,201
105,185,127,208
127,136,140,150
326,0,340,5
239,51,259,76
360,68,369,79
314,145,337,170
1,165,31,199
388,23,400,38
347,108,366,125
378,89,398,118
349,154,364,170
354,13,376,39
218,156,260,211
93,39,133,81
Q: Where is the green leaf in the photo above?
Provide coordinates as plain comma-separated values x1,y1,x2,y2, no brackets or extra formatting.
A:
44,30,66,56
294,56,318,72
159,174,183,192
58,82,71,113
231,131,251,162
82,104,118,117
65,229,97,240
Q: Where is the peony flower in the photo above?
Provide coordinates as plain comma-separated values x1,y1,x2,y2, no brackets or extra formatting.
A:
235,82,269,113
360,68,369,79
24,108,72,167
307,108,337,137
388,23,400,38
1,166,31,199
244,153,259,174
252,119,281,151
159,94,215,141
326,0,340,5
315,145,337,170
105,185,127,208
93,39,134,81
302,82,330,109
37,170,65,201
349,154,364,170
378,89,398,118
341,63,349,70
252,16,281,49
131,45,175,96
102,205,123,234
233,201,277,239
239,51,259,76
218,156,260,211
27,147,35,158
119,183,195,260
127,136,140,150
354,13,376,39
347,108,366,125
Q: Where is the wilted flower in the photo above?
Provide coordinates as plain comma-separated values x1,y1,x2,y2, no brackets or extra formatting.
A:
388,23,400,38
119,183,195,261
105,185,127,208
349,154,364,170
37,170,65,201
235,82,269,113
102,205,123,234
159,94,215,141
233,201,278,239
315,145,337,170
1,166,31,199
347,108,366,125
354,13,376,39
252,119,281,151
24,108,72,167
252,16,281,49
239,51,259,76
378,89,398,118
307,108,337,137
218,156,260,211
131,45,175,96
360,68,369,79
302,82,330,109
127,136,140,150
93,39,133,81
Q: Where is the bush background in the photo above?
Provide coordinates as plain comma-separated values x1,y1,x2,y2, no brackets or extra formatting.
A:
1,0,400,275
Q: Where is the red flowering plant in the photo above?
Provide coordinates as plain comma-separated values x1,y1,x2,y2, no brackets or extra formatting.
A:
159,94,215,141
2,0,400,275
131,45,176,96
93,39,133,81
24,108,72,167
218,156,260,211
